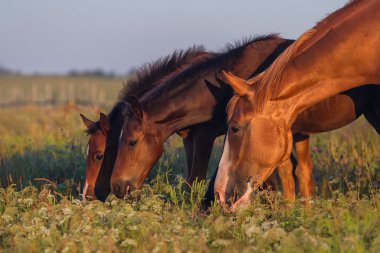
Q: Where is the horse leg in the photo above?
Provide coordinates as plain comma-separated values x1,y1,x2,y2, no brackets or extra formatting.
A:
294,135,314,200
277,155,296,201
199,120,227,210
202,165,218,210
192,128,217,211
183,133,195,182
187,127,216,184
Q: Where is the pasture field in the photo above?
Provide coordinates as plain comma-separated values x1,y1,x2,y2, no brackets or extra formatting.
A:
0,75,124,108
0,76,380,252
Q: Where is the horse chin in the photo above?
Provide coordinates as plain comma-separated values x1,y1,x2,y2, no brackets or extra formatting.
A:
84,191,97,201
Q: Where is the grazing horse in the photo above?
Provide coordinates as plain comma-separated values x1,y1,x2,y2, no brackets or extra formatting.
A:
106,35,294,199
80,112,108,200
80,46,209,200
216,0,380,211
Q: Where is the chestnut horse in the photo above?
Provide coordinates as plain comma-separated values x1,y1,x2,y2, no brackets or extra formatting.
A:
216,0,380,211
100,35,294,200
80,46,209,200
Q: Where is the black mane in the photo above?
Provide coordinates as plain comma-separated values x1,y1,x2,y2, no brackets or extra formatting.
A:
85,34,281,134
85,122,101,135
143,34,280,108
85,45,207,135
118,45,206,102
221,34,278,53
85,101,131,135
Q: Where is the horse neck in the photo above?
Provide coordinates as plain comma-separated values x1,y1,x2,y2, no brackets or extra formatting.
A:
141,37,295,139
142,73,219,139
266,2,380,126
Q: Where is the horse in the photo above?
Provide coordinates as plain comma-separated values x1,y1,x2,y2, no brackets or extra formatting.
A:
107,35,294,200
216,0,380,211
80,46,209,200
80,112,108,200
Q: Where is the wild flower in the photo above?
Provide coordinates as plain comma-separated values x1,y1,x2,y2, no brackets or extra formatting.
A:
62,207,72,216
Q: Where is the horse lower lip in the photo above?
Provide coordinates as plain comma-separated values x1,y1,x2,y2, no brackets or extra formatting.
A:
214,191,231,213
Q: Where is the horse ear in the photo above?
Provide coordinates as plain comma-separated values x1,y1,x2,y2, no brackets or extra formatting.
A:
80,114,94,129
98,112,110,134
125,96,143,119
221,71,252,96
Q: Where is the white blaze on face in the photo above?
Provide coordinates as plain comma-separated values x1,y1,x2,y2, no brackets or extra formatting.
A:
119,128,124,143
86,144,89,156
214,136,232,204
82,181,89,201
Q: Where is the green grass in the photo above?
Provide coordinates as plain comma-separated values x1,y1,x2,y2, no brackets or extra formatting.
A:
1,180,380,252
0,77,379,252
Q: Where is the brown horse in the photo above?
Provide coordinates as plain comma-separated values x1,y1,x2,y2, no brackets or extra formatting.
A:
216,0,380,211
80,112,108,200
80,46,209,200
103,36,294,199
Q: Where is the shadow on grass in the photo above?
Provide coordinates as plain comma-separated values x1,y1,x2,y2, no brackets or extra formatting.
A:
0,142,85,196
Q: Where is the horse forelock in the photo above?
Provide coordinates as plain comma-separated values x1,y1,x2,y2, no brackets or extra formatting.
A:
226,95,241,122
85,122,101,136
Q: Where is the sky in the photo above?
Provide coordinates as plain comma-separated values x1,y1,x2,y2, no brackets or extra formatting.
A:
0,0,347,75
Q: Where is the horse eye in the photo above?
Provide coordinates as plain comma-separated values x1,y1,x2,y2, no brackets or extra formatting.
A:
94,154,104,161
128,140,137,148
230,125,239,134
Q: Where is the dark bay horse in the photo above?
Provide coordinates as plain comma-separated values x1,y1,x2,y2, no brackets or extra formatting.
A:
80,46,209,200
216,0,380,211
103,35,294,200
